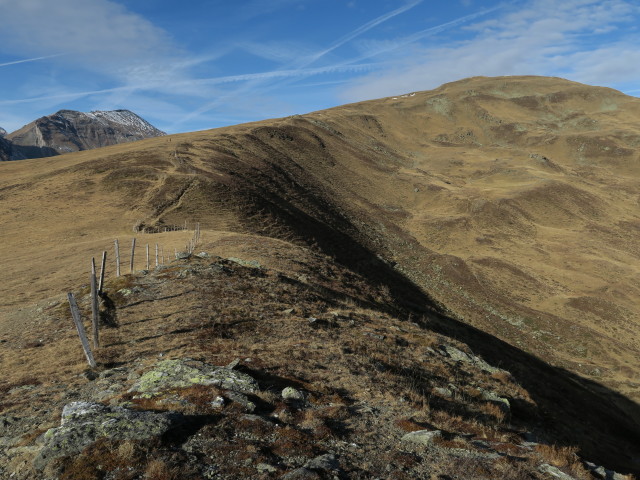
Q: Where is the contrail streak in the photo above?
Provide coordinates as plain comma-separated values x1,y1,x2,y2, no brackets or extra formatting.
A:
176,0,424,127
302,0,424,67
0,53,64,68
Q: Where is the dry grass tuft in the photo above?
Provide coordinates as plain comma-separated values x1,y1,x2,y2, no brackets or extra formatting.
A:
144,459,178,480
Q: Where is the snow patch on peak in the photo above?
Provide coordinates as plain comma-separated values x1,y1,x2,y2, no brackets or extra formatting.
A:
86,110,165,136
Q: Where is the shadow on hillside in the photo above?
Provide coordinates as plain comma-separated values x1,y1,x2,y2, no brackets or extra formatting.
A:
242,185,640,475
197,137,640,475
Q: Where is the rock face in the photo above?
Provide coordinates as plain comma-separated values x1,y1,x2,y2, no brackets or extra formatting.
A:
34,402,181,470
0,127,6,137
129,358,259,397
5,109,165,160
0,136,11,161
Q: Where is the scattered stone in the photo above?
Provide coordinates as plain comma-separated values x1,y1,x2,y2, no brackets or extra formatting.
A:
210,396,225,409
480,390,510,413
225,358,241,370
304,453,340,472
195,251,210,258
282,387,304,401
433,387,453,398
538,463,576,479
202,465,219,479
364,332,385,341
34,402,180,470
225,391,256,412
584,462,627,480
129,358,259,398
176,251,191,260
437,344,505,374
282,308,295,315
257,463,278,473
82,370,99,381
227,257,261,269
281,467,321,480
401,429,442,446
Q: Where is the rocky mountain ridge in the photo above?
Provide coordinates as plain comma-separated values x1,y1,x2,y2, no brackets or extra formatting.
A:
1,109,164,160
1,250,635,479
1,75,640,478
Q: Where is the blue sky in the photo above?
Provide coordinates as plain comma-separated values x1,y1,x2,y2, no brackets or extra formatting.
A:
1,0,639,134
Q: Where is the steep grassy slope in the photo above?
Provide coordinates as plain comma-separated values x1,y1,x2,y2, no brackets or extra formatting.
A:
0,76,639,475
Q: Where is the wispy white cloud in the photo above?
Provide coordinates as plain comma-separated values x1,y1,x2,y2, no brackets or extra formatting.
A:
351,6,503,62
237,0,311,20
0,62,380,108
0,0,178,78
175,0,425,127
340,0,640,101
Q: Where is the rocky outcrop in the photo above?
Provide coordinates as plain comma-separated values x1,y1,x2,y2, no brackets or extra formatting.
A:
0,136,11,161
129,358,259,397
5,109,164,160
34,402,181,470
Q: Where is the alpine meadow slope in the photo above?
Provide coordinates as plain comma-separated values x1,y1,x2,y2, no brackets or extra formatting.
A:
0,76,639,477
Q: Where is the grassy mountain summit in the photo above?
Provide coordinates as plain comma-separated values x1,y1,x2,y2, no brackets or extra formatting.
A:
0,76,639,478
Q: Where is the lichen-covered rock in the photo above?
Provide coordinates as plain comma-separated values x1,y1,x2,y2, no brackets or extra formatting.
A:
304,453,340,472
480,389,511,413
34,402,180,470
129,358,259,398
538,463,577,479
282,387,304,401
281,467,321,479
227,257,261,269
401,429,442,445
437,344,506,374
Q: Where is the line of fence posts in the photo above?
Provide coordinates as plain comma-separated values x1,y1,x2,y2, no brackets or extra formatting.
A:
71,223,202,367
90,258,100,349
98,251,106,294
114,239,120,277
129,238,136,274
67,292,97,368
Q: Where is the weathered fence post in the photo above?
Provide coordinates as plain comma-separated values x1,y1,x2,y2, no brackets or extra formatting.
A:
90,258,100,349
161,246,165,265
130,238,136,274
98,251,107,294
67,293,97,368
146,244,150,270
155,244,159,267
114,239,121,277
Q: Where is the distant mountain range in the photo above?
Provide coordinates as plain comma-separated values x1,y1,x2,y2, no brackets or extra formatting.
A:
0,109,165,161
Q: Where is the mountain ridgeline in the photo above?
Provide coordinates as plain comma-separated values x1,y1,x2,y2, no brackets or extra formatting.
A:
0,109,165,161
1,76,640,477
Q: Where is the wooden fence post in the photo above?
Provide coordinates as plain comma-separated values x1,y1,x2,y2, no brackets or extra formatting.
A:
155,244,159,267
67,293,97,368
98,251,107,294
90,258,100,349
114,239,121,277
146,244,150,270
130,238,136,273
161,246,165,265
